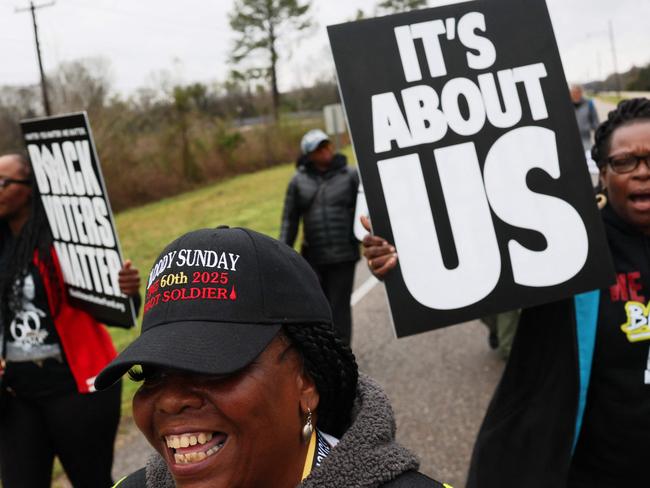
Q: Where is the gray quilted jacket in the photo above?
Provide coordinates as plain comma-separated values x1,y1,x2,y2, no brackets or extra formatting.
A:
279,154,360,265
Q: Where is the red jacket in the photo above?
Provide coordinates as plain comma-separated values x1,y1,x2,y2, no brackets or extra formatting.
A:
36,250,117,393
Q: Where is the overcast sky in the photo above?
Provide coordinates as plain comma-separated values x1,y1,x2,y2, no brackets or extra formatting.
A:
1,0,647,95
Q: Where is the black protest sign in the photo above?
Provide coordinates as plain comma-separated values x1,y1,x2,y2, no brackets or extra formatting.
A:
328,0,614,337
21,113,135,328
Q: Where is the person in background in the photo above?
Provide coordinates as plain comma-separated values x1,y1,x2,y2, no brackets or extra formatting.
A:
0,152,141,488
571,84,600,152
280,129,359,345
571,84,601,187
96,226,448,488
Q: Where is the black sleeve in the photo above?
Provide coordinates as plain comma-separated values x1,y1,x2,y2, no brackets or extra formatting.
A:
279,177,300,247
467,299,578,488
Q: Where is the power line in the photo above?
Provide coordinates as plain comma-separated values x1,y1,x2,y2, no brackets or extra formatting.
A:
15,0,55,115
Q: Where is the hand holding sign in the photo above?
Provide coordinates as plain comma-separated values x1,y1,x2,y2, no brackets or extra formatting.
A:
118,260,141,297
360,215,397,280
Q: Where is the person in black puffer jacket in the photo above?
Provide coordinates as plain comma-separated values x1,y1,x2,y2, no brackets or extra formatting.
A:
280,129,360,345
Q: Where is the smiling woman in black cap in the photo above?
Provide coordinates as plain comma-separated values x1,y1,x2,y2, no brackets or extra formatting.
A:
97,226,449,488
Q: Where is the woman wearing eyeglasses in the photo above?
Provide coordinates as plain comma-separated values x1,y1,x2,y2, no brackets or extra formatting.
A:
362,98,650,487
466,98,650,487
0,152,141,488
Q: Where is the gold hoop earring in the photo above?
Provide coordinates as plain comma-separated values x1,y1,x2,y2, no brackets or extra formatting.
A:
302,408,313,443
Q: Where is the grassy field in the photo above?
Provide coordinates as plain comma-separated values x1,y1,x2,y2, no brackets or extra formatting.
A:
111,146,354,416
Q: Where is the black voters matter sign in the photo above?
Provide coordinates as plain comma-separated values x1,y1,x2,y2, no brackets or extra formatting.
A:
328,0,614,337
21,112,136,328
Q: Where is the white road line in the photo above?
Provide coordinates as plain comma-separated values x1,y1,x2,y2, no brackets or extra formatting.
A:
351,276,380,306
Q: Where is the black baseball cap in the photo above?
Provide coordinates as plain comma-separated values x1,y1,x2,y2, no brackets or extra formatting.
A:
94,226,332,390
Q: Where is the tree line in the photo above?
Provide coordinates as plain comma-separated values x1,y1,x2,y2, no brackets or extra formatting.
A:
0,0,427,209
0,58,340,210
584,63,650,92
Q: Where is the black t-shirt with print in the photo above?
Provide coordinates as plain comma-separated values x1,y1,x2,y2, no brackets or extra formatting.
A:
1,235,76,397
570,206,650,484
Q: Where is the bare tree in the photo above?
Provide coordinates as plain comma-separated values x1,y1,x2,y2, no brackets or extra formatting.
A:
0,84,40,152
48,57,112,116
229,0,312,122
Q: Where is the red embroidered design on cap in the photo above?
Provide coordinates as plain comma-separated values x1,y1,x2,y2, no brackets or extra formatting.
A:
143,248,241,313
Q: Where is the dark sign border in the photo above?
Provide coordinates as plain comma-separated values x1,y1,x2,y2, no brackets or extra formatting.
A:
21,112,136,328
329,0,614,337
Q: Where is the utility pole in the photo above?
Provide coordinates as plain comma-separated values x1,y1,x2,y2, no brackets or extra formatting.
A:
608,19,622,96
15,1,56,116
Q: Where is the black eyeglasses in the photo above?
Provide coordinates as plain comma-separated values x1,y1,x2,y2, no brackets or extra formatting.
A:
0,177,31,189
606,153,650,174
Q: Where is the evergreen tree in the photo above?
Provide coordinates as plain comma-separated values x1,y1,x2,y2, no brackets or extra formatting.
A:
229,0,312,121
377,0,428,14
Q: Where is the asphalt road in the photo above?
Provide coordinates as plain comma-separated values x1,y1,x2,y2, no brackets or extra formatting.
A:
347,266,504,486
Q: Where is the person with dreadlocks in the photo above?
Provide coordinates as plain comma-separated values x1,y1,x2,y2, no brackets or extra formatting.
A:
465,97,650,487
360,98,650,487
0,152,141,487
95,226,449,488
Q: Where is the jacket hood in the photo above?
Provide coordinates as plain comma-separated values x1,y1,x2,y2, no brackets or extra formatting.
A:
140,374,419,488
297,153,348,175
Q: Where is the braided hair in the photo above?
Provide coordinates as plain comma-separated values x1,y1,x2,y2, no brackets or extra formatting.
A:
592,97,650,167
0,153,59,323
282,323,359,438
